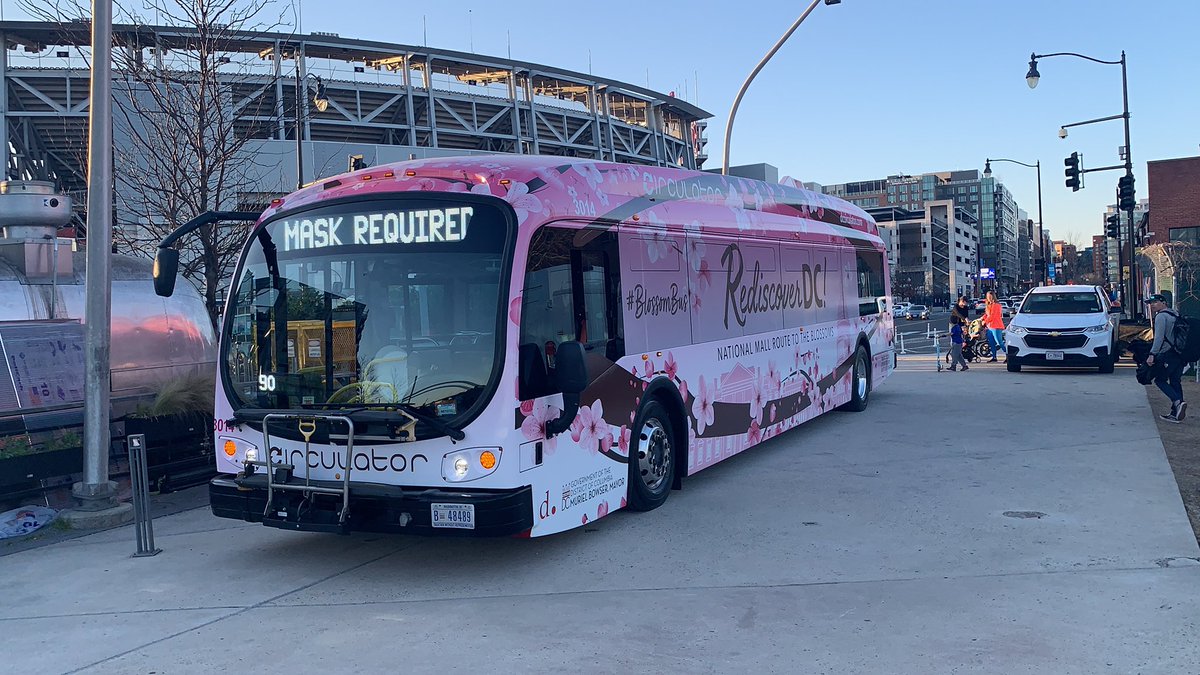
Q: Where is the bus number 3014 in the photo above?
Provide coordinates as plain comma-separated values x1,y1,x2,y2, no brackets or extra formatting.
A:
258,374,277,391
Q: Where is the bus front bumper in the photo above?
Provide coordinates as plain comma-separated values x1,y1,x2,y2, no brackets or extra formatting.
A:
209,474,534,537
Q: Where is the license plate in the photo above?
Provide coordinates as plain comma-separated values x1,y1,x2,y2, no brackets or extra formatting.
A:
1046,351,1064,361
431,503,475,529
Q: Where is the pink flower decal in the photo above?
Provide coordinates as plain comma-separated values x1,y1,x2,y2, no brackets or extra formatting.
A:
747,419,762,445
620,496,628,508
569,399,611,455
582,514,589,525
616,425,631,457
749,377,766,424
693,259,712,293
663,352,678,381
765,360,782,398
519,399,534,417
678,379,688,404
692,377,715,434
597,501,610,518
509,296,522,326
520,403,562,453
501,181,543,223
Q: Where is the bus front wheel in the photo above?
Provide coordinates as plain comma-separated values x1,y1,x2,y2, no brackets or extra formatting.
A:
627,400,676,512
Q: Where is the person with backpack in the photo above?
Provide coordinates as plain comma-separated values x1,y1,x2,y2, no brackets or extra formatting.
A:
1145,293,1192,423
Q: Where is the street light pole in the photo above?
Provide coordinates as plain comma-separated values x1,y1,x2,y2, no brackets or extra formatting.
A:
985,157,1044,288
722,0,840,175
1026,50,1136,312
292,46,329,190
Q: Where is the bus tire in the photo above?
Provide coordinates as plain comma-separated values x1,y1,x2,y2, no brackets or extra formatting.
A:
838,345,871,412
627,400,676,512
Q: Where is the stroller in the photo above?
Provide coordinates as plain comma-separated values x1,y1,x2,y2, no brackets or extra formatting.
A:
945,318,988,365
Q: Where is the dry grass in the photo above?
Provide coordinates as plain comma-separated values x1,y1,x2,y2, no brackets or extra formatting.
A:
145,372,216,418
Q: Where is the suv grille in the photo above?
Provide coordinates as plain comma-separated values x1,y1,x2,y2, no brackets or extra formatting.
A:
1026,326,1086,333
1025,334,1088,349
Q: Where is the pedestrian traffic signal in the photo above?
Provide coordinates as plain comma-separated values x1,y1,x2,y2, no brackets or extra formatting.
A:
1064,152,1081,191
1105,213,1120,239
1118,174,1135,211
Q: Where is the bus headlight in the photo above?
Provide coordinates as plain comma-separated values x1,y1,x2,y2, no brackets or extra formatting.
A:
442,448,502,482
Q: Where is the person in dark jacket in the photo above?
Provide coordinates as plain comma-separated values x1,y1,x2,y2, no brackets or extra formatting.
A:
950,296,971,328
1145,293,1187,423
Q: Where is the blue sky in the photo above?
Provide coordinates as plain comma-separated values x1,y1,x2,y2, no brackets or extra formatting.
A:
3,0,1197,245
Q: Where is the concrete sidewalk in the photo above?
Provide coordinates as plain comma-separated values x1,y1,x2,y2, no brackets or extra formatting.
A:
2,359,1198,674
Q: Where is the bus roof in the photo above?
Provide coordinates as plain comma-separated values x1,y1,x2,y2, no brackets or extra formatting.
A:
264,155,880,243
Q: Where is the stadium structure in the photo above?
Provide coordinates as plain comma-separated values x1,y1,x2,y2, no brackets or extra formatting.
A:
0,20,712,218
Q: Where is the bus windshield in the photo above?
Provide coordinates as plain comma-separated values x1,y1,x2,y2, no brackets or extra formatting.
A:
222,196,512,424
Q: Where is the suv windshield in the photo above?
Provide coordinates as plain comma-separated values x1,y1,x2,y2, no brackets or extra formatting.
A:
223,196,511,426
1018,291,1102,314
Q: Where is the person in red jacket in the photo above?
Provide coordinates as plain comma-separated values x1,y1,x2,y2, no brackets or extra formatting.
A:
983,291,1006,362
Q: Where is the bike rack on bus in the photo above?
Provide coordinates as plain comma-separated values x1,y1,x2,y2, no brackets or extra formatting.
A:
247,413,357,530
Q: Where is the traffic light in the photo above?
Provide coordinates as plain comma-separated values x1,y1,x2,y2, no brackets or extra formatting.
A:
1105,213,1120,239
1118,174,1135,211
348,154,366,172
1064,152,1081,191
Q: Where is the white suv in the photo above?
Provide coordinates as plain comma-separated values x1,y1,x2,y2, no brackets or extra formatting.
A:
1003,285,1120,373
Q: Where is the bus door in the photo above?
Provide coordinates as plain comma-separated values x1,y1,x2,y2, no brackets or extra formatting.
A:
518,225,623,401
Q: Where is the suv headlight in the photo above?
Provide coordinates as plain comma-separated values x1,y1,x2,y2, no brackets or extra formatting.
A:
1085,322,1113,333
441,448,501,482
1007,325,1028,335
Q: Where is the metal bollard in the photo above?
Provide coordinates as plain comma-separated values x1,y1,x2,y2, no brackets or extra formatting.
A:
899,332,907,354
935,332,942,371
128,434,161,557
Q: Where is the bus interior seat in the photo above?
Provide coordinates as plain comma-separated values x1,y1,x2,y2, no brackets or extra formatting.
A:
518,342,548,398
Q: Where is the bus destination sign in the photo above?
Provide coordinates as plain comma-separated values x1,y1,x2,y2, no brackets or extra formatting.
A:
281,206,474,251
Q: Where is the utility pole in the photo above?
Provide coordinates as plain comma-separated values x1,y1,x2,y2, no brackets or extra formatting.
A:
63,0,132,528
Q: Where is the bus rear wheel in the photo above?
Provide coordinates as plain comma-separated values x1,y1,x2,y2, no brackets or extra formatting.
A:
838,346,871,412
627,400,676,512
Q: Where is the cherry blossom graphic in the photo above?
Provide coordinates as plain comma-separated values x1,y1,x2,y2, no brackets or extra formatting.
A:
748,419,762,445
616,425,631,457
770,403,777,423
691,258,713,294
509,296,522,326
646,231,670,264
663,352,678,381
597,501,610,519
678,379,688,404
749,376,766,424
620,496,628,508
499,181,543,223
692,291,703,313
692,377,715,434
572,162,605,191
569,399,611,455
765,360,782,398
582,514,589,525
519,399,534,417
520,403,562,454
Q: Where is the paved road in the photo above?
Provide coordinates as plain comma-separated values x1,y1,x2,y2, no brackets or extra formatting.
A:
3,362,1198,674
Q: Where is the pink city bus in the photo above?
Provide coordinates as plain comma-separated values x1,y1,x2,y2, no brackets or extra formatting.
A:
154,155,894,537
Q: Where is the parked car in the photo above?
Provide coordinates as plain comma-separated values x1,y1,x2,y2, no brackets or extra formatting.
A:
998,301,1012,319
1003,285,1120,373
905,305,930,320
893,301,912,318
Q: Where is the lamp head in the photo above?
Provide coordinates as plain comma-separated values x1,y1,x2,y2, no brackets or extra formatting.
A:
983,160,992,178
1058,127,1068,140
1025,55,1040,89
312,76,329,112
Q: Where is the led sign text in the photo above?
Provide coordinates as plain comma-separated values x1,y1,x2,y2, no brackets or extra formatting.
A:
281,206,473,251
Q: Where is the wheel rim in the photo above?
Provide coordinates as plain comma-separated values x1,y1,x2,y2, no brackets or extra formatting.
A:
855,352,868,400
636,418,672,492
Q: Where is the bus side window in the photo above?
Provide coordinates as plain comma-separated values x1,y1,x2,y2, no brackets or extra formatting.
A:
519,226,623,401
855,248,886,317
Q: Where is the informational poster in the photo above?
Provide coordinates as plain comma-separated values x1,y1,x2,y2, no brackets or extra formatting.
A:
0,321,87,412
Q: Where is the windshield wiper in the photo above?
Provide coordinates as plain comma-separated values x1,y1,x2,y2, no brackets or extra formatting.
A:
300,402,465,441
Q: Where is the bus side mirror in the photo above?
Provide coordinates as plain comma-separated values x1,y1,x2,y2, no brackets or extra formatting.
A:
154,248,179,297
545,341,588,437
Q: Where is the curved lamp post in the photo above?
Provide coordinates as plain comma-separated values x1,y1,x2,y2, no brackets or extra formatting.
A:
295,70,329,189
1026,50,1136,312
984,158,1044,286
722,0,841,175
